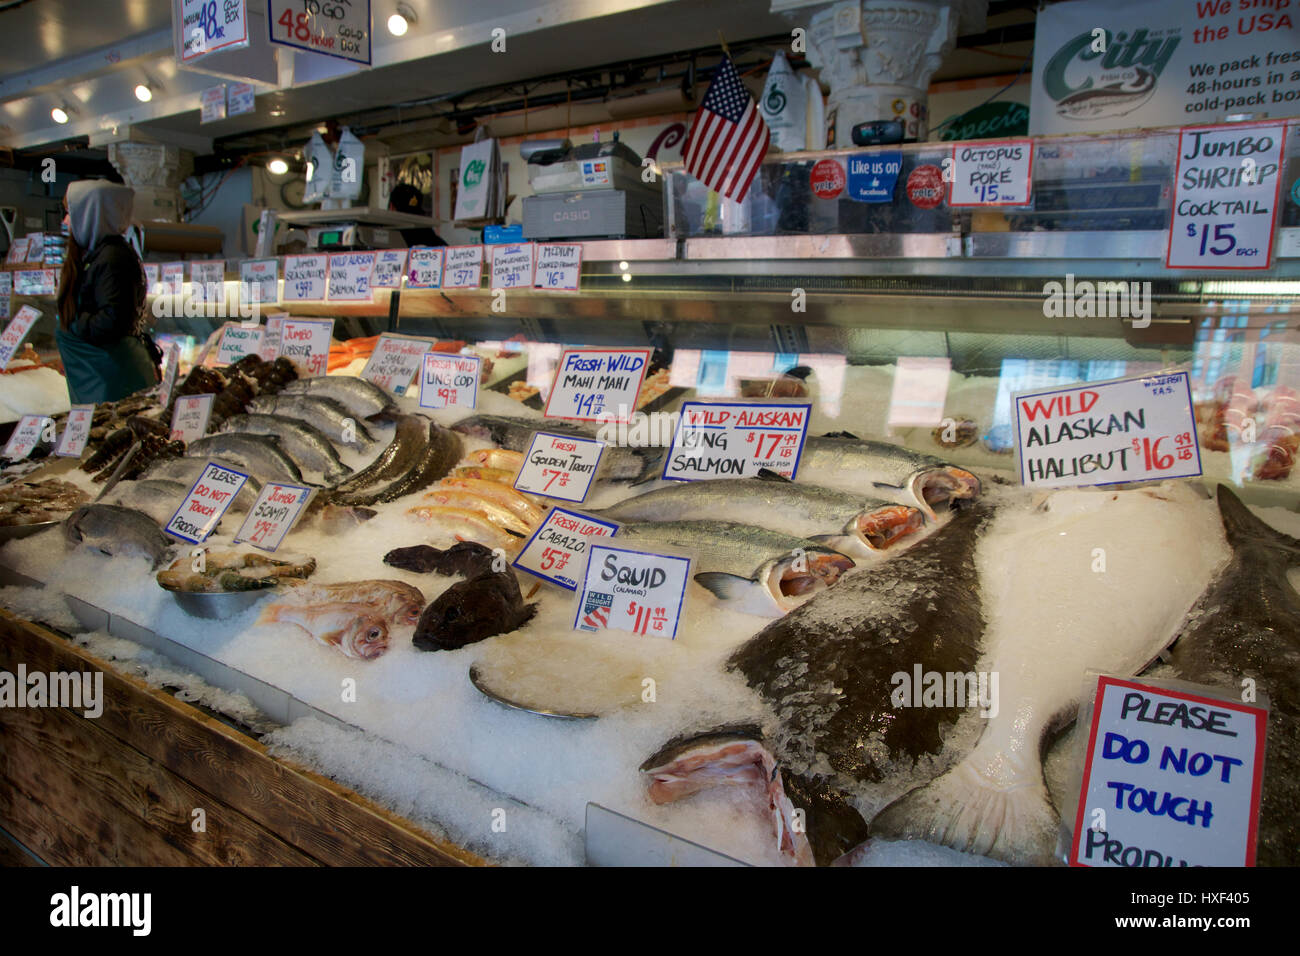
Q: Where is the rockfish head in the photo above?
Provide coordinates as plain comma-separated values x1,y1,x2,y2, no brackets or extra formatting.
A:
341,617,391,660
413,571,537,652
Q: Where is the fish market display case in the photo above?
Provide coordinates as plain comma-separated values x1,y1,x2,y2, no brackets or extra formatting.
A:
4,123,1300,867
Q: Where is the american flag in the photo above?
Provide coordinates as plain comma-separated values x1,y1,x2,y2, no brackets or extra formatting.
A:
683,55,771,203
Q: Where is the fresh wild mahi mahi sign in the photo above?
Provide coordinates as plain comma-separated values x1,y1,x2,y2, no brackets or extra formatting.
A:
664,402,811,481
1013,371,1202,488
1071,676,1267,867
1030,0,1300,135
544,348,651,424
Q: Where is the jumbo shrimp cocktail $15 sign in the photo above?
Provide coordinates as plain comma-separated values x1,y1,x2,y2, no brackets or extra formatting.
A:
1012,371,1202,489
574,544,691,639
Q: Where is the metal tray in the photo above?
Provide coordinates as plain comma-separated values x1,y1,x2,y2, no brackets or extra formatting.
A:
468,663,597,721
161,586,275,620
0,520,60,543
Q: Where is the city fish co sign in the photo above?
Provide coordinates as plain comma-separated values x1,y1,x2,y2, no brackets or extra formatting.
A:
1030,0,1299,134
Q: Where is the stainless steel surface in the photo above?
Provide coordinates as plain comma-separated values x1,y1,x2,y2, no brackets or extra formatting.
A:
0,521,60,543
163,586,276,621
275,208,439,228
585,803,750,866
685,234,961,260
577,238,678,262
468,663,598,720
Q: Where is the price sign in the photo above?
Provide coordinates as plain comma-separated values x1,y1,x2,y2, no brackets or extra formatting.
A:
491,242,535,290
948,139,1033,206
533,243,582,292
239,258,279,308
419,353,481,410
215,322,264,365
144,263,162,294
1070,676,1267,867
0,305,41,369
514,432,606,503
514,507,619,592
326,251,376,301
268,0,371,65
165,461,249,544
158,342,182,407
441,245,483,289
1166,122,1285,270
233,481,314,552
574,544,691,639
190,259,225,302
5,238,30,265
0,272,11,320
179,0,249,61
161,261,185,296
281,254,327,302
360,334,430,395
278,317,334,377
54,404,95,458
1013,371,1202,488
663,401,812,481
228,81,255,116
14,270,56,295
24,233,43,263
544,348,651,424
370,249,407,288
200,85,227,123
407,247,444,289
170,393,215,443
258,313,286,362
887,356,952,428
2,414,49,461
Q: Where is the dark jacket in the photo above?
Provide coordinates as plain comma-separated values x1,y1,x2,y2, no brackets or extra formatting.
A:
56,236,158,404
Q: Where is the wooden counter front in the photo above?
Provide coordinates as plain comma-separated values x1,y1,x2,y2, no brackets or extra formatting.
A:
0,609,484,867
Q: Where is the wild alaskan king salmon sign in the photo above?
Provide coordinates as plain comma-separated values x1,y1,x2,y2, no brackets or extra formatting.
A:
1012,371,1202,488
663,401,812,481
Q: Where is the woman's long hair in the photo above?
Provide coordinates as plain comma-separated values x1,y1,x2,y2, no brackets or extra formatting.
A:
56,234,84,330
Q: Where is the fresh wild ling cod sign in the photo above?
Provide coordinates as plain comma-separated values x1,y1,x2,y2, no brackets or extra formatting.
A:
1030,0,1299,135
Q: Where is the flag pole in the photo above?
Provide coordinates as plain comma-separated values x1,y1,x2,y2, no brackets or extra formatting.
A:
717,30,731,58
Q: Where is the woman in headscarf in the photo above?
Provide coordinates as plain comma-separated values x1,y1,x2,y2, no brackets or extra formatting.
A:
55,180,159,403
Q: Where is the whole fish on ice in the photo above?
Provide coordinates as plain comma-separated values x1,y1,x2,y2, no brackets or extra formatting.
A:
280,375,394,419
259,579,425,660
413,570,537,651
63,504,172,569
452,414,661,483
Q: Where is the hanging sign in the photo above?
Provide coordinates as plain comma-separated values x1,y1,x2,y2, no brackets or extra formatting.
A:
514,432,606,503
228,82,256,116
326,251,376,301
407,247,445,289
369,249,407,288
170,393,215,443
234,481,314,552
0,305,42,369
268,0,372,65
533,244,582,292
1070,676,1268,867
200,85,227,123
662,401,812,481
574,544,691,639
278,317,334,377
1013,371,1203,488
165,462,250,545
513,507,619,592
360,334,430,395
544,348,651,424
441,245,483,289
1166,122,1286,270
418,352,481,410
282,254,328,301
54,404,95,459
178,0,249,62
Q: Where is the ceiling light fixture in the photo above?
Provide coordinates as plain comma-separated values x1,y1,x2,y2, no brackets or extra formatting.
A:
134,83,153,102
388,3,416,36
267,157,289,176
51,106,69,124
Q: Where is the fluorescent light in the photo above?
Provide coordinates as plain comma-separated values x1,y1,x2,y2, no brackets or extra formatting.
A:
387,13,408,36
51,107,68,124
134,84,153,102
267,158,289,176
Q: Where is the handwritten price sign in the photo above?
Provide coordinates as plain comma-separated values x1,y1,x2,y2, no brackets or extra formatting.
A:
258,313,286,362
533,244,582,292
441,246,482,289
234,481,313,552
278,318,335,378
170,393,215,444
0,305,41,369
369,249,408,289
663,401,812,481
491,243,535,290
948,139,1033,206
4,238,30,265
158,343,182,408
215,322,264,365
0,272,11,319
1013,371,1202,488
239,258,279,307
419,353,481,410
1166,122,1285,270
54,404,95,459
574,544,691,639
161,262,185,296
515,431,606,503
165,462,249,544
544,348,651,424
361,334,431,395
407,247,445,289
327,251,377,301
190,259,225,302
513,507,619,592
2,415,48,461
281,254,327,302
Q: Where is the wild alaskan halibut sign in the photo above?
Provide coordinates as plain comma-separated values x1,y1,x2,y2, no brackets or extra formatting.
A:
1012,371,1202,488
1030,0,1300,135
